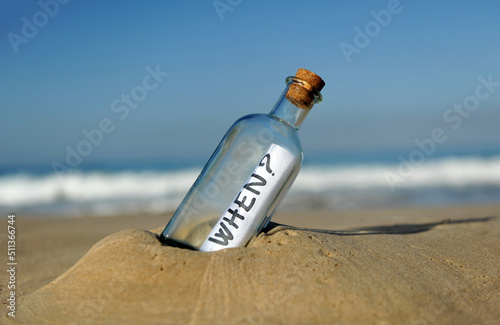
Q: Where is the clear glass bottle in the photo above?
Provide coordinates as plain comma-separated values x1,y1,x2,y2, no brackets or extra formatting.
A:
160,69,325,251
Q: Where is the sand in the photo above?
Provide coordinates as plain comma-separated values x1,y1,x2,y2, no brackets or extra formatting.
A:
2,204,500,324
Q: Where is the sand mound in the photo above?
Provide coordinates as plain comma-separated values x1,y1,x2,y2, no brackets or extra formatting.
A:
15,218,500,324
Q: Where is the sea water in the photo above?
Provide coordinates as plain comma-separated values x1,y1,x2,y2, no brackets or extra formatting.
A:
1,148,500,217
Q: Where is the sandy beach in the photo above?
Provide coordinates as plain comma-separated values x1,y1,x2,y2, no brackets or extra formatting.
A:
2,204,500,324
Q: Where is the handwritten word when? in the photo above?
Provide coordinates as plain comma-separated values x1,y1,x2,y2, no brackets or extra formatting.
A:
208,154,274,246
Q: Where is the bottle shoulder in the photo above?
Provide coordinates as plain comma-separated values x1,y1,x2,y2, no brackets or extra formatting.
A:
228,113,302,153
233,113,301,139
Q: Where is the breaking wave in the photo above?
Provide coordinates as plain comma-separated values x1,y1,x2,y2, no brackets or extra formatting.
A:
1,155,499,215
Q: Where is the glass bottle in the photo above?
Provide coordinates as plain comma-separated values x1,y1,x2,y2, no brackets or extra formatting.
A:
160,69,325,251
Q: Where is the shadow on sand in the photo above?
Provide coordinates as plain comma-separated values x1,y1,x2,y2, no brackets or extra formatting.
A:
262,216,497,236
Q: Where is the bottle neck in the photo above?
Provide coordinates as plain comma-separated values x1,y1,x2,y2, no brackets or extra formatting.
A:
269,77,322,130
269,95,310,130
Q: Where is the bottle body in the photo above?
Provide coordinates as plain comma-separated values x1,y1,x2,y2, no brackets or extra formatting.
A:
160,113,302,251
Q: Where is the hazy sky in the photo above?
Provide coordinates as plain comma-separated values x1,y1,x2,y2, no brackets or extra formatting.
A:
1,0,499,169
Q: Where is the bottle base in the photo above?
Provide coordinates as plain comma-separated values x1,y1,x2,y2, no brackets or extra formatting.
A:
159,235,198,251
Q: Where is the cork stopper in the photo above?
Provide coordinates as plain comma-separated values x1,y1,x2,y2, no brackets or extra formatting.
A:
285,68,325,109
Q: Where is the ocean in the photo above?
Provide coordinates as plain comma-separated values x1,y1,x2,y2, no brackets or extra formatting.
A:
1,148,500,217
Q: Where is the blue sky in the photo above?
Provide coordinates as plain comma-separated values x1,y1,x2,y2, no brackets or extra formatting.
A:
1,0,499,169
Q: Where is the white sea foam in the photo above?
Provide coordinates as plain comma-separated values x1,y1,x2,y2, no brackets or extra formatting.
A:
0,169,199,214
1,155,499,215
295,155,500,191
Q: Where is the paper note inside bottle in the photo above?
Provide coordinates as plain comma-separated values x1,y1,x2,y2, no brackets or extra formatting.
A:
199,144,296,251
